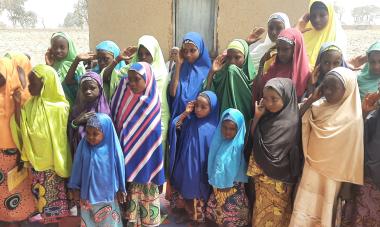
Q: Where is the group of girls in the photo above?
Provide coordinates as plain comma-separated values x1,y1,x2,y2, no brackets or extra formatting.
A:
1,0,380,226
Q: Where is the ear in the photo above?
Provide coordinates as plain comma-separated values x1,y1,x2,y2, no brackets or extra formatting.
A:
17,66,27,89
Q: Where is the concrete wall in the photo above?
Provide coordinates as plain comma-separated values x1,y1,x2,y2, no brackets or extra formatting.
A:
88,0,308,59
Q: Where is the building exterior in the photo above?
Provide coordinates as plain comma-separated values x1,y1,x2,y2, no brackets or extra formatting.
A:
88,0,308,59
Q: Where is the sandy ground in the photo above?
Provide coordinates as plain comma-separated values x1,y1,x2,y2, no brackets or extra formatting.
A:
0,28,379,65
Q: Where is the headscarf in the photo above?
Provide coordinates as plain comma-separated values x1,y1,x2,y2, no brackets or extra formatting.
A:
364,107,380,189
303,0,347,67
303,67,363,184
210,39,255,126
111,62,165,185
250,12,291,70
253,28,310,104
208,108,248,189
51,32,86,106
253,78,302,183
170,32,211,120
169,91,219,200
10,64,72,177
357,41,380,100
69,71,111,152
68,113,126,204
93,40,126,74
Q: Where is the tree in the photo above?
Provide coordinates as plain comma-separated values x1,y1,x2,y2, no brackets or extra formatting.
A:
63,12,84,28
334,4,344,21
352,5,380,25
62,0,88,28
2,0,37,28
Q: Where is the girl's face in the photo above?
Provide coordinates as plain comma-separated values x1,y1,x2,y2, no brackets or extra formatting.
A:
81,79,100,103
51,36,69,61
221,120,237,140
86,126,104,146
182,43,200,64
320,50,343,76
96,50,114,72
0,73,5,87
28,72,43,96
194,95,211,118
138,45,153,64
321,74,345,104
310,3,329,31
226,49,245,68
277,40,294,64
368,51,380,76
268,19,285,42
128,70,146,94
263,87,284,113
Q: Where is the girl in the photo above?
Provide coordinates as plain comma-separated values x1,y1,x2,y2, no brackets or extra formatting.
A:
206,108,249,227
0,57,35,226
253,28,310,105
111,62,165,227
45,32,86,106
341,88,380,226
68,113,126,227
357,41,380,100
169,91,219,224
10,64,72,224
290,67,364,226
69,71,110,154
300,0,347,67
249,12,291,70
248,78,302,226
169,32,211,120
206,39,255,126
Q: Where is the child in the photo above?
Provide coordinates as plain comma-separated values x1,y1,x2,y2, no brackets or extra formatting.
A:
357,41,380,100
253,28,310,105
206,108,249,227
45,32,86,106
206,39,255,126
111,62,165,227
299,0,347,67
169,91,219,224
290,67,364,227
169,32,211,120
69,71,110,153
68,113,126,227
166,47,179,74
10,64,72,224
0,57,36,225
248,78,302,226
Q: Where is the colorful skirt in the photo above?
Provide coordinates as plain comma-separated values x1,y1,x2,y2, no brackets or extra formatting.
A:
80,200,123,227
341,178,380,227
31,169,70,224
124,183,161,227
206,183,250,226
289,162,341,227
0,150,36,222
168,187,206,222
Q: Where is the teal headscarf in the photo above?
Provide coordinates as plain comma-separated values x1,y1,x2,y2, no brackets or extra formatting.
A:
51,32,86,106
357,41,380,100
207,108,248,189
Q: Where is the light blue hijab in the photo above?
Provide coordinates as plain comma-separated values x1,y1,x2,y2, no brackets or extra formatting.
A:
93,40,126,73
207,108,248,189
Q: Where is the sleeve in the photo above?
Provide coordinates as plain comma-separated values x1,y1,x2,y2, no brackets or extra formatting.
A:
67,141,84,189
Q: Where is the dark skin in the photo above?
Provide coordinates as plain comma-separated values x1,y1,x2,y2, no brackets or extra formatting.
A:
65,52,96,85
310,50,343,85
276,40,294,64
128,70,146,94
102,46,137,83
268,19,286,42
368,51,380,76
80,79,100,104
310,2,329,31
46,36,69,64
96,50,114,72
0,73,5,87
221,120,238,140
137,45,153,64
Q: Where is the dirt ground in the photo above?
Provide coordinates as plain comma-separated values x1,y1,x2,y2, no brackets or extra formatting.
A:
0,28,379,65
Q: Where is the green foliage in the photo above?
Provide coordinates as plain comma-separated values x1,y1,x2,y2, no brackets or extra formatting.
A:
1,0,37,28
63,0,88,28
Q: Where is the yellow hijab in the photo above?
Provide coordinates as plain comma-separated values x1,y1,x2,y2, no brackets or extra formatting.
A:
302,67,363,185
11,64,72,177
303,0,347,67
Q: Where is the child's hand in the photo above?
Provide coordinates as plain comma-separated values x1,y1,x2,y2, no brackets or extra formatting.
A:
348,54,367,71
362,92,380,114
296,13,312,33
77,52,96,62
185,101,195,114
309,85,323,103
254,98,266,119
117,47,137,63
311,64,320,85
212,54,226,73
73,111,96,126
12,88,22,107
169,47,180,61
246,27,266,45
45,48,55,66
172,48,184,65
117,191,127,204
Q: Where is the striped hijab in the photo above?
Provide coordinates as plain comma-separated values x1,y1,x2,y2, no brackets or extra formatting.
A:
111,62,165,185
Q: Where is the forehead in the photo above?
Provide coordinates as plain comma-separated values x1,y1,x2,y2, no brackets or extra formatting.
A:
197,95,210,105
52,36,68,46
81,78,98,86
138,45,150,53
97,50,114,57
268,18,284,27
182,43,197,50
321,49,342,60
369,51,380,60
263,86,281,97
310,2,328,13
222,119,237,127
324,74,344,86
227,48,244,56
277,39,293,49
86,126,102,133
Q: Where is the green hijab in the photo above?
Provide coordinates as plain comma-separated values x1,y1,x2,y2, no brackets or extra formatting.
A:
51,32,86,106
209,39,256,125
11,64,72,178
358,41,380,100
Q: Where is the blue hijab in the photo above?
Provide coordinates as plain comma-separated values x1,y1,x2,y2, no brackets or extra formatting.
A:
93,40,126,73
68,113,126,204
170,32,211,119
208,108,248,189
169,91,218,200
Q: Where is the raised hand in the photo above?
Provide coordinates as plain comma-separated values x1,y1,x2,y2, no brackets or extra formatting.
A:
311,64,321,85
169,47,180,61
309,85,323,103
362,92,380,114
348,54,367,71
117,46,138,63
212,54,226,73
185,101,195,114
45,48,55,66
254,98,266,119
172,48,184,65
77,52,96,61
73,111,96,126
246,27,266,45
296,13,312,33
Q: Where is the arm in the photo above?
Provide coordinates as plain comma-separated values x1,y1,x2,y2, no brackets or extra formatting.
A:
12,89,22,126
245,27,266,46
250,99,266,137
299,86,322,117
175,101,195,129
65,52,96,85
169,60,182,97
104,47,136,83
205,54,225,89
